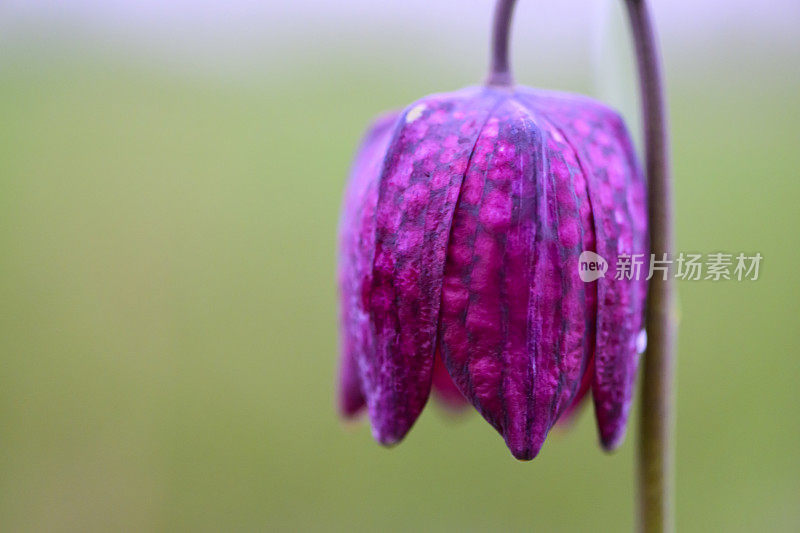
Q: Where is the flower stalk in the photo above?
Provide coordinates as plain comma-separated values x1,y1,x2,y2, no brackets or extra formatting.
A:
623,1,676,531
486,0,518,87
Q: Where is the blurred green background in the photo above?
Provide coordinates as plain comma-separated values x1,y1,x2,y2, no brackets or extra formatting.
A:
1,3,798,531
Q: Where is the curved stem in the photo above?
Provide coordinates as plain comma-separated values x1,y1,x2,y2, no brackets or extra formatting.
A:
623,1,676,532
487,0,518,87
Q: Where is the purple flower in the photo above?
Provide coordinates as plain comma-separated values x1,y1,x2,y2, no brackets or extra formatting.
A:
337,86,647,460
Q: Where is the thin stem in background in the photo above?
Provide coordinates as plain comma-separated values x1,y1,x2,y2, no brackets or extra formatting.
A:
623,1,676,531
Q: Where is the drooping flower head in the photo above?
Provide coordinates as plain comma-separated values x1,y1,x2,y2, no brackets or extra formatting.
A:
336,4,647,461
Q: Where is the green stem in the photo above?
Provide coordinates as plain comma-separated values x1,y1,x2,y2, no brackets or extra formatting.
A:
623,1,676,531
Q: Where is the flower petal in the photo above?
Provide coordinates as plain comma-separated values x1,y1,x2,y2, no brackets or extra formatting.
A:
517,97,599,427
366,88,505,445
337,112,400,418
526,103,599,426
523,89,648,450
440,97,594,459
439,100,541,460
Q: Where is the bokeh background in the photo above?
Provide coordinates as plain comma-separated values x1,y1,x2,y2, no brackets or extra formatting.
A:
1,1,798,531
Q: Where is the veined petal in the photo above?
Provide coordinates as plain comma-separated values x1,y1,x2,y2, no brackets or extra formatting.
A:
439,99,541,460
440,97,593,460
525,103,598,426
366,88,505,445
517,96,599,426
522,89,648,450
337,112,400,418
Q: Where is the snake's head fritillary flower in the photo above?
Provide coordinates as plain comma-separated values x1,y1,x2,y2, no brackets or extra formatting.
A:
337,86,647,460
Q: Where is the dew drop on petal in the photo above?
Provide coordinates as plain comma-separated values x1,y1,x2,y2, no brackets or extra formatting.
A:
405,104,427,123
636,329,648,354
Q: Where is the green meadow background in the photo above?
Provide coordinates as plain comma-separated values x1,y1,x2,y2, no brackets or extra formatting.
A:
1,21,798,533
